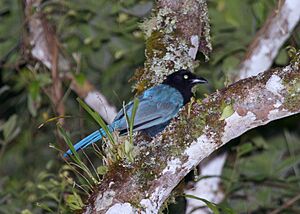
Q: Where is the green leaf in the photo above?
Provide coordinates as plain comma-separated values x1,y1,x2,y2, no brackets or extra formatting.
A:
124,140,133,154
57,124,81,163
275,48,288,65
184,194,220,214
27,95,37,117
3,114,19,142
76,98,115,145
237,143,254,157
251,135,268,149
66,191,84,211
97,166,108,175
21,210,32,214
74,73,86,86
275,155,300,174
220,104,234,120
58,124,98,185
36,202,54,212
184,194,236,214
28,81,40,100
36,73,52,87
129,98,139,144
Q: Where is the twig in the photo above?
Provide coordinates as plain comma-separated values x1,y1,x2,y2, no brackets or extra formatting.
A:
23,0,117,124
268,193,300,214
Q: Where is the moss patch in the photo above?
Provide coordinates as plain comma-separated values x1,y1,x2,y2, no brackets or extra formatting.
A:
145,31,167,59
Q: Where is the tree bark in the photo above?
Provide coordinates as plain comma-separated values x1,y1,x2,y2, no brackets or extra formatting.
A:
83,1,300,213
24,0,117,123
85,60,300,213
185,1,300,212
237,0,300,80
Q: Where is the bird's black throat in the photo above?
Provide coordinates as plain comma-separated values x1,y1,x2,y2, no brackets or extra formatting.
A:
162,81,194,105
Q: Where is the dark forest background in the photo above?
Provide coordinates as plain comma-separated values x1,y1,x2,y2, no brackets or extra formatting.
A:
0,0,300,213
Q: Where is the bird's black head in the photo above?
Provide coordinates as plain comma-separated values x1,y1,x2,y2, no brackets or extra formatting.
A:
163,69,207,105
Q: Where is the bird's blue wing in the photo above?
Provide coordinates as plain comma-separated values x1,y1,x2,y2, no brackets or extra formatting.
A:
112,84,183,134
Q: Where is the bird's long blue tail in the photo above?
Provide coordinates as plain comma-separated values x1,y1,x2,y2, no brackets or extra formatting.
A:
64,126,112,157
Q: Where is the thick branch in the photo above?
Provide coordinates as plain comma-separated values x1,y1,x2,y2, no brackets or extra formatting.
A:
186,1,300,212
85,61,300,213
84,0,300,212
237,0,300,80
138,0,211,87
24,0,117,123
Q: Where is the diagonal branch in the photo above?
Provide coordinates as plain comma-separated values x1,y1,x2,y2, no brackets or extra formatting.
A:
237,0,300,80
85,58,300,214
23,0,117,123
83,0,300,212
185,1,300,212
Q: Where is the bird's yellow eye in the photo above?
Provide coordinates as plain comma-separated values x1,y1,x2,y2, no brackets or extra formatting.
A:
183,74,189,79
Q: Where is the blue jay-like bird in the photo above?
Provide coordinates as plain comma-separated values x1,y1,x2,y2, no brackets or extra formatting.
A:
64,69,207,156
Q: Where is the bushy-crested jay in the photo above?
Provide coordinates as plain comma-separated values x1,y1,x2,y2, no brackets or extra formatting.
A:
64,69,207,156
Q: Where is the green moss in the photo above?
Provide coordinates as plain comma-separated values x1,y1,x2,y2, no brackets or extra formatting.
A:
145,31,166,59
282,75,300,112
282,49,300,112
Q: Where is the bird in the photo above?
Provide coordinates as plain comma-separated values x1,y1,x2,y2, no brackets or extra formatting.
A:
64,69,207,157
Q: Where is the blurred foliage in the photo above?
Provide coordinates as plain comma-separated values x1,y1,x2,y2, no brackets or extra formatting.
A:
0,0,299,213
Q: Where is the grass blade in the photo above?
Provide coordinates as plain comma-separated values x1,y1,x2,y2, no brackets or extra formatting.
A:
76,98,115,145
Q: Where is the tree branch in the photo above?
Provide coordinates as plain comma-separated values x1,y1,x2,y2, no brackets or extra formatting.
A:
83,0,300,212
84,56,300,213
137,0,211,87
185,1,300,212
237,0,300,80
23,0,117,123
24,0,69,120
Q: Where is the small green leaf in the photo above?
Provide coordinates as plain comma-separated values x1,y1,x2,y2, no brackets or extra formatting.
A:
220,104,234,120
275,48,288,65
97,166,108,175
74,73,86,86
27,95,37,117
129,98,139,145
275,155,300,174
57,124,98,185
77,98,115,145
124,140,133,154
36,202,54,212
21,209,32,214
66,192,84,211
3,114,18,142
184,194,236,214
36,73,52,87
237,143,254,157
57,124,81,163
184,194,220,214
28,81,40,100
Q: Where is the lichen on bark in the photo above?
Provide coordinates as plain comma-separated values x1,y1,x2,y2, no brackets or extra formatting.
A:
135,0,211,90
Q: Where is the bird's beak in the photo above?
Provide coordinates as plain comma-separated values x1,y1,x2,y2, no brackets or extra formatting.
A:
192,77,208,84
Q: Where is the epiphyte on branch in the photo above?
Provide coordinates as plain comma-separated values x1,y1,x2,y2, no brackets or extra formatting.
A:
64,69,207,157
